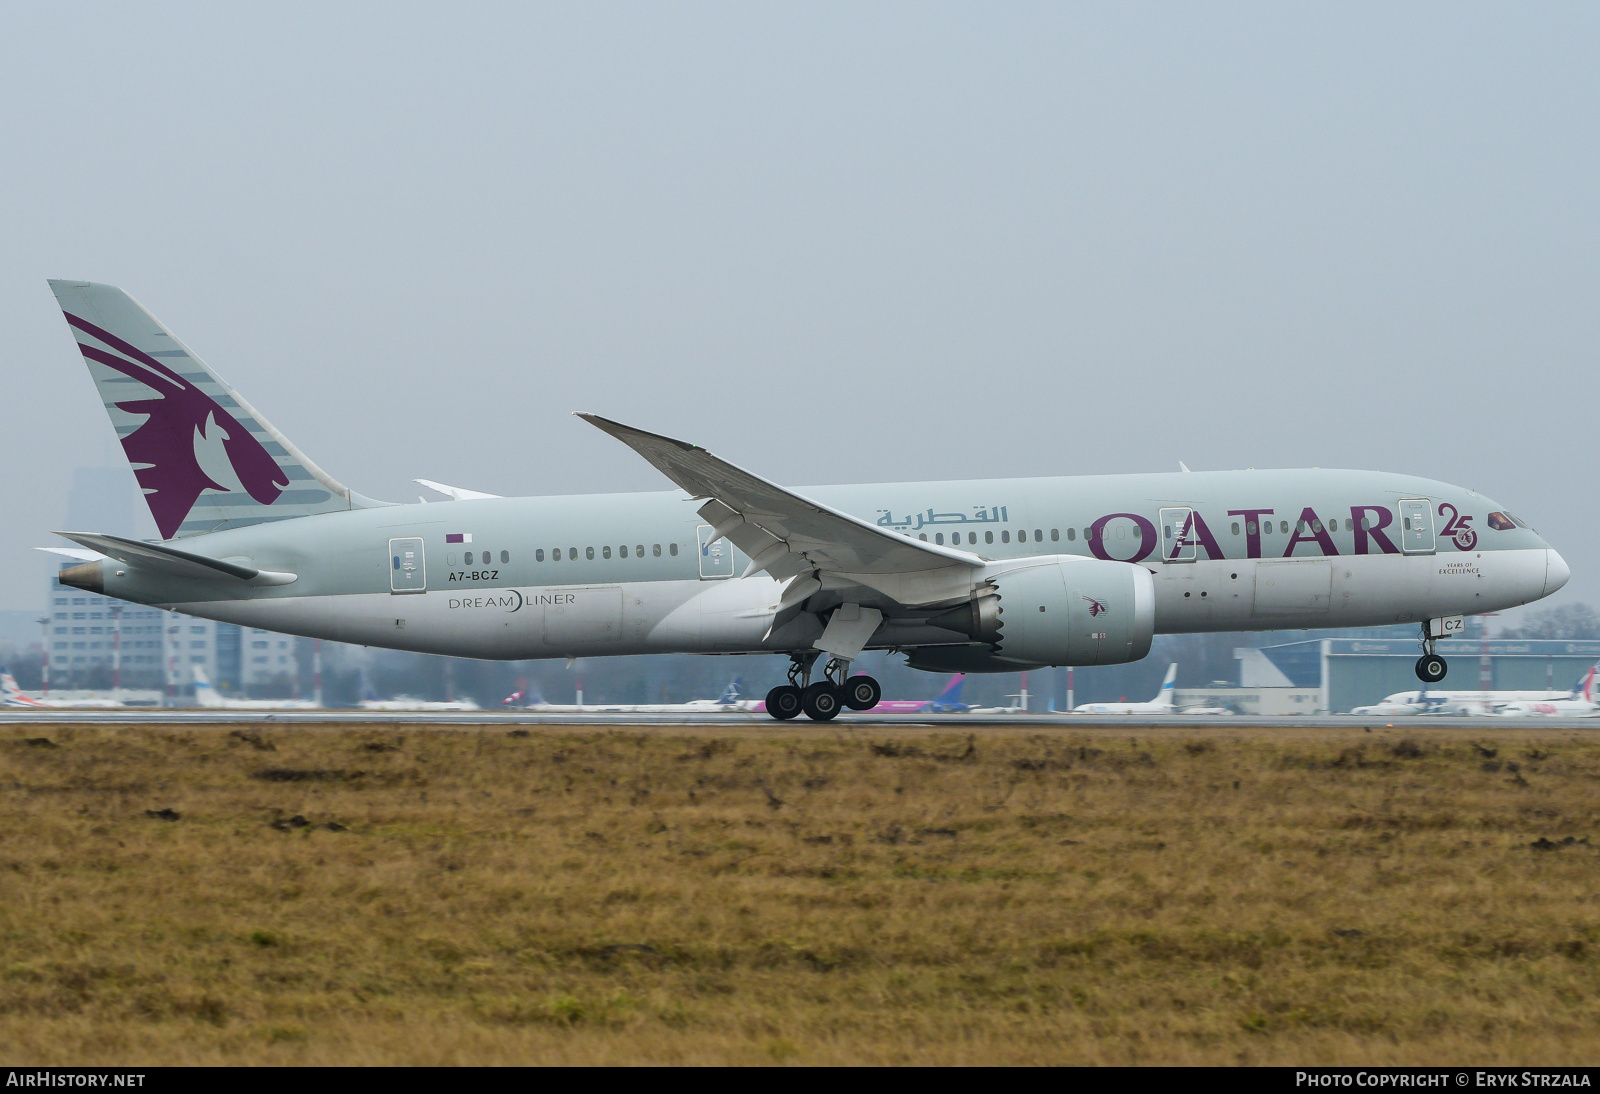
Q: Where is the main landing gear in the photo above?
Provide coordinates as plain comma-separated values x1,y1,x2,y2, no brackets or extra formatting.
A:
1415,624,1449,684
766,653,881,722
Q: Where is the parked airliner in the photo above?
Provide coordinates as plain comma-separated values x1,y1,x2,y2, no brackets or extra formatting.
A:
191,665,321,710
39,282,1571,721
1,670,124,709
513,678,760,714
1349,682,1582,717
1494,665,1600,718
853,675,969,714
1071,664,1178,715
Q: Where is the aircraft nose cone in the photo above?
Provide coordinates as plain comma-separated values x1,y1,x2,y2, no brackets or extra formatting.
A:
1545,550,1571,597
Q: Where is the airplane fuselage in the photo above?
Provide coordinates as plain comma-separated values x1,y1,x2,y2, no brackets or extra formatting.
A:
70,468,1566,669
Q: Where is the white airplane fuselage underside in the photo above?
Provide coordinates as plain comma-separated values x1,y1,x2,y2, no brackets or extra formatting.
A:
164,548,1557,663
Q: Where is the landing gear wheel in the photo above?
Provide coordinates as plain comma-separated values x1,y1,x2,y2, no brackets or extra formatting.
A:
1415,655,1448,684
842,675,882,711
801,681,843,722
766,685,802,721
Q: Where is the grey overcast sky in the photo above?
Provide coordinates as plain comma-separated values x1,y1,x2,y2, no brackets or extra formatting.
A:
1,3,1596,620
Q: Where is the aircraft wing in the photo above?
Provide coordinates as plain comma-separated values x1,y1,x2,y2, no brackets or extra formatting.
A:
577,414,985,608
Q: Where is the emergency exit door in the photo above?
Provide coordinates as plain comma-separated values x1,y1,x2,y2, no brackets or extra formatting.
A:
389,537,426,593
1159,507,1197,563
697,525,734,579
1397,499,1435,555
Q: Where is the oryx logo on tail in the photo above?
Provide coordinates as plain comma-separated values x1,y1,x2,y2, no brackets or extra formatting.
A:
63,313,288,539
49,281,377,539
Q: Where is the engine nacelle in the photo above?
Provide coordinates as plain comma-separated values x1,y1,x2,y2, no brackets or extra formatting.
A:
930,555,1154,668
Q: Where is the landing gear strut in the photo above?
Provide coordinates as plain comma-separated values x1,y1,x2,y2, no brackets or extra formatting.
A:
1415,624,1448,684
765,651,817,721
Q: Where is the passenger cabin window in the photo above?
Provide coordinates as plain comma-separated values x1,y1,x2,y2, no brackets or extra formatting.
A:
669,543,678,556
1247,522,1258,535
569,548,578,560
620,545,628,558
1001,530,1010,543
1279,521,1288,534
464,551,474,565
587,547,595,560
968,532,977,545
1034,528,1043,541
919,533,928,541
653,544,662,557
536,549,545,562
602,546,611,559
636,545,644,557
501,550,510,563
935,533,945,545
1231,522,1240,536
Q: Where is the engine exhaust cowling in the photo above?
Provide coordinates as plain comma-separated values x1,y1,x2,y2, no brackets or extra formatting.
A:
938,556,1155,668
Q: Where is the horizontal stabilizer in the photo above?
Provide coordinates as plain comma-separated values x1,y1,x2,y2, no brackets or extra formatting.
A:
52,531,297,586
36,546,107,562
414,478,504,501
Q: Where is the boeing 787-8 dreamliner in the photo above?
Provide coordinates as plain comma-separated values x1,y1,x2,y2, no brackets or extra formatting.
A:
38,282,1570,721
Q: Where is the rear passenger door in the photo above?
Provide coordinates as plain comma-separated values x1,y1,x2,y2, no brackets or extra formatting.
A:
389,538,426,593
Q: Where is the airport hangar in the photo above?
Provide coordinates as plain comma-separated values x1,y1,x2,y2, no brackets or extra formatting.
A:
1212,638,1600,714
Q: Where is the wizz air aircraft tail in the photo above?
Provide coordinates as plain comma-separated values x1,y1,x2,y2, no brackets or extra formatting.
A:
40,281,1573,721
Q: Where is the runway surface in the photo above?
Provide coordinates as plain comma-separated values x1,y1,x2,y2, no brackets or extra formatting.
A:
3,709,1598,729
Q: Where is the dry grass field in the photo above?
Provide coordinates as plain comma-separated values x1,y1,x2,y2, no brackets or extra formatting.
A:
1,720,1598,1065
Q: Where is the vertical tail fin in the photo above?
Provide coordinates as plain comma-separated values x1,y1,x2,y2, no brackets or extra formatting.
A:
48,281,387,539
190,665,223,708
1155,663,1178,706
1577,662,1600,703
930,674,967,711
1,670,36,706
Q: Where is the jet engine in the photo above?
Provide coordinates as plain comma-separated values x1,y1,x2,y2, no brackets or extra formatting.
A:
926,556,1154,669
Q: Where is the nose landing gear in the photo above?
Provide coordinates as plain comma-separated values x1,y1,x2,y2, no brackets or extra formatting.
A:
1415,623,1449,684
1415,654,1448,684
